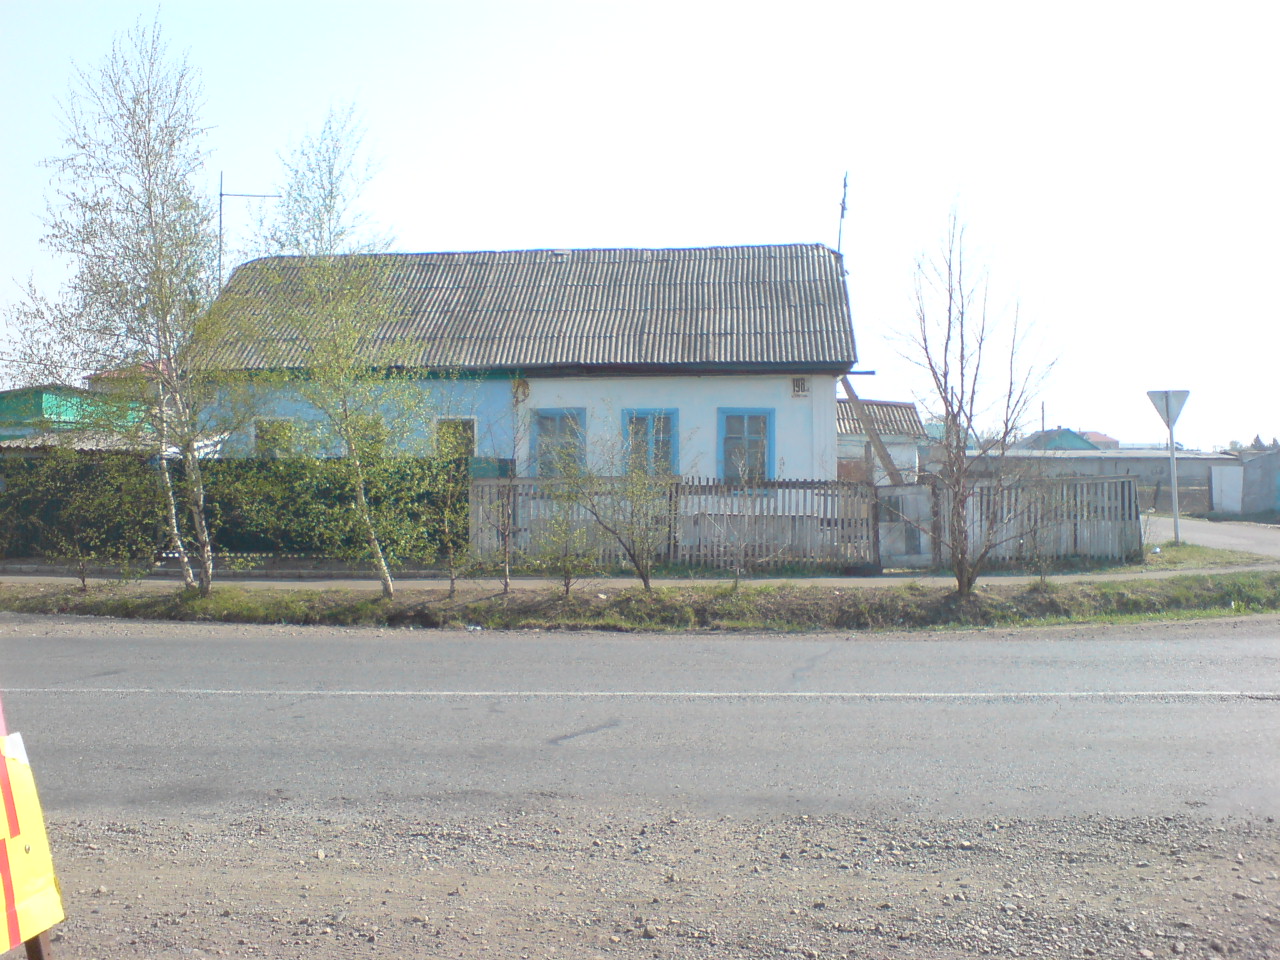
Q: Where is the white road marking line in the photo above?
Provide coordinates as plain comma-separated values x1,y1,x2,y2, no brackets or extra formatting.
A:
1,687,1278,700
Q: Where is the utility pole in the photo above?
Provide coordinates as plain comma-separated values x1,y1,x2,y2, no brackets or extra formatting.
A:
842,374,903,486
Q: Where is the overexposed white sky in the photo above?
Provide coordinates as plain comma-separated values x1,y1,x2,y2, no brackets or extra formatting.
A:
2,0,1276,450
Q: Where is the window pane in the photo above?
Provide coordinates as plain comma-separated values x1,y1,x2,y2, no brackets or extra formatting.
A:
254,419,295,459
721,411,769,483
536,411,583,477
535,415,556,475
653,414,673,473
626,415,648,474
724,437,745,481
624,411,676,475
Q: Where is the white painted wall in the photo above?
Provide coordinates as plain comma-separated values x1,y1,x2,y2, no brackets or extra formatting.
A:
521,373,839,480
837,436,921,484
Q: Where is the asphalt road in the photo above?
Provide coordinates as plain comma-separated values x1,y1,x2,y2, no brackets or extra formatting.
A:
1148,514,1280,556
2,613,1278,821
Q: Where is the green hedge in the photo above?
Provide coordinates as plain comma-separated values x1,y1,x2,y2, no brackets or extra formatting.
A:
200,456,467,561
0,450,165,566
0,452,469,564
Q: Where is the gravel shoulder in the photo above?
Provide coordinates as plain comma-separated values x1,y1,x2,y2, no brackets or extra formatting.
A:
35,798,1280,960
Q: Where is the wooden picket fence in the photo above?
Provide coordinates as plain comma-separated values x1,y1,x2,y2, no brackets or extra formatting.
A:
469,474,1142,573
937,476,1142,564
469,476,879,572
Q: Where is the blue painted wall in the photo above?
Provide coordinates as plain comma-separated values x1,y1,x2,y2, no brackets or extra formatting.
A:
218,376,517,458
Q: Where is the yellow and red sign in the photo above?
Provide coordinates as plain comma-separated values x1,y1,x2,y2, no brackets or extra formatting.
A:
0,731,63,952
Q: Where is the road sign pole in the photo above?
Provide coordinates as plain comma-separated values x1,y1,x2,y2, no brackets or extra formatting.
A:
1168,419,1181,545
1147,390,1190,548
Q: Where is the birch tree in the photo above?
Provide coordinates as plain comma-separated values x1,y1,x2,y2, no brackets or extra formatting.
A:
258,105,421,599
9,18,229,595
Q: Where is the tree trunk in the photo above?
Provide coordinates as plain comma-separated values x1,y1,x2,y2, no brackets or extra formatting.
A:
157,455,196,589
949,486,976,596
183,448,215,598
441,506,458,600
501,483,513,594
350,456,394,600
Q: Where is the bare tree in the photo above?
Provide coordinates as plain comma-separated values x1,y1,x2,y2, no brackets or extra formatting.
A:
528,479,599,597
489,383,533,594
9,18,229,595
907,213,1046,596
547,409,680,592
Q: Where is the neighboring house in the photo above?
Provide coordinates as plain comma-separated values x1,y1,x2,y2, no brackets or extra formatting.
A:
966,447,1238,513
1015,427,1098,451
835,399,928,483
1081,431,1119,449
0,386,105,441
1215,449,1280,514
211,244,858,480
0,385,151,458
1240,449,1280,513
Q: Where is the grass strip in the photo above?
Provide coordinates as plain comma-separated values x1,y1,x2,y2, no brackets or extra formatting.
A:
2,571,1279,633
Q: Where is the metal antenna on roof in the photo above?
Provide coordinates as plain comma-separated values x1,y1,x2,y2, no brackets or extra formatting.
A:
836,172,848,255
218,172,280,287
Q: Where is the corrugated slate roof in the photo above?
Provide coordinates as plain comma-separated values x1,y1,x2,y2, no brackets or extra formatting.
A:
211,245,856,373
835,399,927,438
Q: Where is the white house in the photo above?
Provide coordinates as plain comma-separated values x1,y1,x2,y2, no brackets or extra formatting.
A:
211,244,858,480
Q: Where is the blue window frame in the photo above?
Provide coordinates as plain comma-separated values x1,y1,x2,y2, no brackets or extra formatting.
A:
717,408,774,483
532,408,585,476
622,409,678,475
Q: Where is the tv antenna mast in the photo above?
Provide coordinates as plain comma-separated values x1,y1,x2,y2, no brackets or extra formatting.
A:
836,172,848,255
218,172,280,285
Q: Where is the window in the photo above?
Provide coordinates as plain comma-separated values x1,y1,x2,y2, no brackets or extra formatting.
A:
254,419,298,459
436,418,476,460
623,409,678,475
533,408,585,476
718,408,774,483
344,414,389,458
